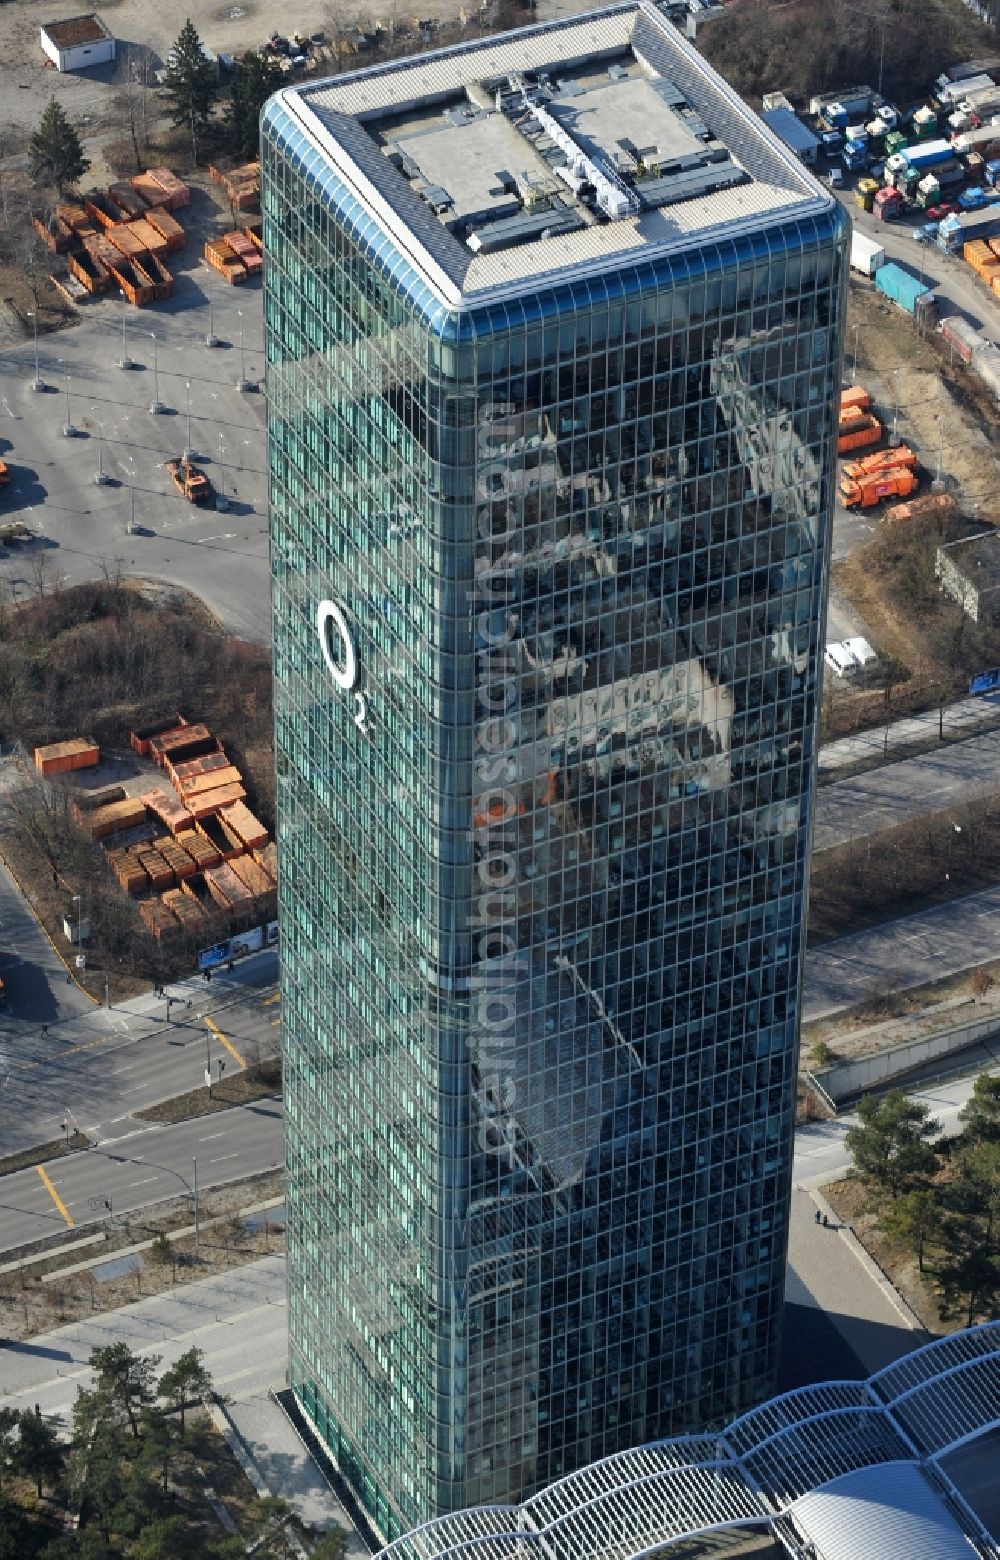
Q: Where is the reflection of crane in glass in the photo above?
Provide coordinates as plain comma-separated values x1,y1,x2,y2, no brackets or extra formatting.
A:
553,953,642,1072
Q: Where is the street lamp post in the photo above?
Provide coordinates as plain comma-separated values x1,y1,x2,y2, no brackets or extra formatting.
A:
62,372,76,438
216,434,228,511
935,414,944,486
72,894,83,965
890,368,901,444
118,291,134,370
149,331,164,414
236,309,249,393
193,1156,200,1249
851,323,860,385
205,289,219,349
126,458,136,534
27,310,43,392
91,405,110,485
183,380,194,460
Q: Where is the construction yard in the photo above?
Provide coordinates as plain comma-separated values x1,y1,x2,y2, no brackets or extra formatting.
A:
823,278,1000,737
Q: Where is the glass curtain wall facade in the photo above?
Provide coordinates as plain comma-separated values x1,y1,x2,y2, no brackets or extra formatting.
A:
264,86,847,1547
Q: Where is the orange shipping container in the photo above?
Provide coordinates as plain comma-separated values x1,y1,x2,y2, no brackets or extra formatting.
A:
82,797,147,839
141,789,196,836
169,749,228,783
108,222,147,260
839,384,870,411
184,782,246,818
144,207,185,251
150,723,214,763
203,861,253,909
220,801,268,848
130,171,171,208
146,166,190,210
838,416,882,454
140,899,180,938
176,766,243,798
127,218,170,258
108,183,147,220
35,737,100,775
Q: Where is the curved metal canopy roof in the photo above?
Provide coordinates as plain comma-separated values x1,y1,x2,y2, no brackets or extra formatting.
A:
374,1322,1000,1560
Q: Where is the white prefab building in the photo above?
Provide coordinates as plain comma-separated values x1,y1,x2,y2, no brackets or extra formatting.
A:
40,14,115,71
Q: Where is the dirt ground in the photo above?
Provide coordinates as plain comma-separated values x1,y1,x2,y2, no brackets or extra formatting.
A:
824,1176,977,1335
0,1168,284,1341
849,286,1000,522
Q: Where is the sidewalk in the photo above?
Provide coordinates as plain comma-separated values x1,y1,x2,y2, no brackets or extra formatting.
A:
786,1188,925,1378
818,692,1000,776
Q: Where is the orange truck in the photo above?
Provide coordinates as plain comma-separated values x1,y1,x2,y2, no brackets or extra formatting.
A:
167,458,213,505
837,415,882,454
839,465,918,509
842,444,917,480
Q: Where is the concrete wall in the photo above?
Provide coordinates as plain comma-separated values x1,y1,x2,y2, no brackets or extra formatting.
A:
813,1010,1000,1101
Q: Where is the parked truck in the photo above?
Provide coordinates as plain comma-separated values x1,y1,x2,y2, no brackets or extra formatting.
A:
167,458,213,505
842,444,917,480
849,232,886,275
874,261,938,323
839,465,918,507
874,186,903,220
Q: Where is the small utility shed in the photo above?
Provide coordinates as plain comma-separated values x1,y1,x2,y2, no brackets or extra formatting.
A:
762,106,820,165
40,14,115,71
936,530,1000,623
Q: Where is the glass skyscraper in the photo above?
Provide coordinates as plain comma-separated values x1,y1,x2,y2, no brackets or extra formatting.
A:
262,5,847,1543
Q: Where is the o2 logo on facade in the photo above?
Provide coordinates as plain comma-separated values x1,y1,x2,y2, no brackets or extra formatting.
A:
317,599,369,735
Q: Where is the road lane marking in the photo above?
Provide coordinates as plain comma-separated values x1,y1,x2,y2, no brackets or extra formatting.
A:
262,992,280,1006
198,1131,226,1142
198,532,236,543
36,1164,74,1228
209,1153,239,1163
204,1016,245,1069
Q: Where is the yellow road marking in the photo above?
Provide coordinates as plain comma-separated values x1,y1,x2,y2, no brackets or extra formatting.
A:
36,1164,74,1228
262,992,281,1007
13,1032,116,1077
271,1017,281,1027
204,1016,245,1069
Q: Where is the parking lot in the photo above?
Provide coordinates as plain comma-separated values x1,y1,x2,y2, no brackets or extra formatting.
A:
0,228,269,640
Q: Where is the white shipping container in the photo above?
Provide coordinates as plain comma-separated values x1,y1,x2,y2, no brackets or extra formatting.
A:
850,233,886,276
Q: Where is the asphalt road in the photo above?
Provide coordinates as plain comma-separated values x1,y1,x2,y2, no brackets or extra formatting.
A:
803,882,1000,1021
0,261,269,642
0,854,94,1031
0,1096,283,1251
841,196,1000,342
813,727,1000,851
0,954,281,1155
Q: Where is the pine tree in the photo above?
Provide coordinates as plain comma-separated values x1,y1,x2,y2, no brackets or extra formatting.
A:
29,99,90,193
161,19,217,165
157,1347,213,1435
228,50,284,159
14,1406,64,1499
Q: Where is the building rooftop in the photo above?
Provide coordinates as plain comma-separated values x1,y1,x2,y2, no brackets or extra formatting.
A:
372,1321,1000,1560
271,0,832,306
41,12,112,47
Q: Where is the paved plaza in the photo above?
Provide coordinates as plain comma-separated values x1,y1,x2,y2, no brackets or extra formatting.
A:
0,227,269,640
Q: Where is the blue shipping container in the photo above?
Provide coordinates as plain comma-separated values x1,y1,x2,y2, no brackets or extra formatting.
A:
875,261,933,314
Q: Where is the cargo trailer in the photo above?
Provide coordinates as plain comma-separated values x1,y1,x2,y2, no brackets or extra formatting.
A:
850,232,886,274
874,261,937,322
